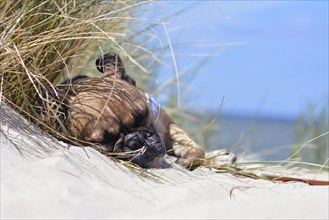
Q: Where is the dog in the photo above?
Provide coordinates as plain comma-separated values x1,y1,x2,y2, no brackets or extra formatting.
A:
94,52,237,169
51,52,236,169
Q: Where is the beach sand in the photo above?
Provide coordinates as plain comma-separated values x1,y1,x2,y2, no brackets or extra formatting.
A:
1,104,328,219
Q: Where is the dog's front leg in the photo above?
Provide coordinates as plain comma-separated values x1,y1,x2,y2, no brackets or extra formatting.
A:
169,124,206,169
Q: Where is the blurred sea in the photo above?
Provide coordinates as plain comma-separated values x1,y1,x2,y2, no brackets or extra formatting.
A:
208,114,297,161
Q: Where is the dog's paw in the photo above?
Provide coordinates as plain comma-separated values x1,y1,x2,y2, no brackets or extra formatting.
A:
173,143,205,169
169,124,205,169
203,149,237,167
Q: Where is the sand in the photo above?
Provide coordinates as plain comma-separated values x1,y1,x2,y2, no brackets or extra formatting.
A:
1,103,328,219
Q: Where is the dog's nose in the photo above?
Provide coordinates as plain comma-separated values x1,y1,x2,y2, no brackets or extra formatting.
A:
124,132,146,150
123,131,166,168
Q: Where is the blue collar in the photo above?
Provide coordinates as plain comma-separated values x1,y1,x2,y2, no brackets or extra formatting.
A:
146,93,160,122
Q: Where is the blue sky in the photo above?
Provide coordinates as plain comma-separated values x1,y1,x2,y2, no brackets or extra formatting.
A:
148,1,328,119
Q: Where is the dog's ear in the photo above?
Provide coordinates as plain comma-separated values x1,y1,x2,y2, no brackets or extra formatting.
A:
95,53,106,73
95,52,124,74
96,52,137,86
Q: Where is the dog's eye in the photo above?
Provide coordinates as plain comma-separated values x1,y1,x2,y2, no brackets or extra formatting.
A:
133,107,149,127
102,130,119,144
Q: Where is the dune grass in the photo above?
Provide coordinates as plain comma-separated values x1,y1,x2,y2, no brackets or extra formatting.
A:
293,104,329,165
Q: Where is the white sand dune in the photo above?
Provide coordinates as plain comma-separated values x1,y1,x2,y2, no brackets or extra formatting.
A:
1,104,328,219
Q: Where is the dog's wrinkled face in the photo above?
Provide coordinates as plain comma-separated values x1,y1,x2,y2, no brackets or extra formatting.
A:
55,76,165,168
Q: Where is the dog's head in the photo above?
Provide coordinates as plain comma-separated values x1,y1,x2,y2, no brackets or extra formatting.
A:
95,52,136,86
48,75,165,168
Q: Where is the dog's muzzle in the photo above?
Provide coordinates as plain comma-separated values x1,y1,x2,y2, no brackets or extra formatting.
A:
123,130,166,168
121,93,165,168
